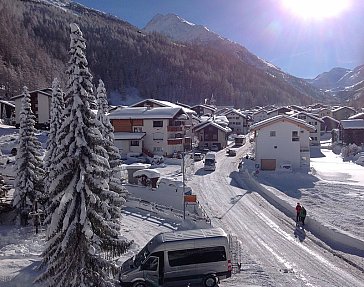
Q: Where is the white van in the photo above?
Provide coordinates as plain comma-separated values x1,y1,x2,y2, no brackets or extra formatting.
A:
119,228,232,287
204,152,216,171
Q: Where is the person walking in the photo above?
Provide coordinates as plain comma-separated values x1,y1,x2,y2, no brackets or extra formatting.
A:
295,203,302,223
300,206,307,226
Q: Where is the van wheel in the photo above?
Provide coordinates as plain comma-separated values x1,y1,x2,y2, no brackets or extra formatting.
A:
132,281,146,287
203,275,217,287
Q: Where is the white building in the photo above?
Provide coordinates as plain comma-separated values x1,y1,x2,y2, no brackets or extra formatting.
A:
252,109,268,124
11,88,52,129
108,106,191,157
250,115,315,171
221,109,249,135
292,112,324,146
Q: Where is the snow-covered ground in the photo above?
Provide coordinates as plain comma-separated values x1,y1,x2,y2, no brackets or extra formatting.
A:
1,125,364,286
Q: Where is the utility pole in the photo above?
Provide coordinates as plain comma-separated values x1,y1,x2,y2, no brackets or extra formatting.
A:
182,151,186,220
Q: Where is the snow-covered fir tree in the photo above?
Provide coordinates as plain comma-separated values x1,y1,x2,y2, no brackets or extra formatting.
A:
43,78,64,198
13,86,45,225
96,79,128,201
37,24,131,287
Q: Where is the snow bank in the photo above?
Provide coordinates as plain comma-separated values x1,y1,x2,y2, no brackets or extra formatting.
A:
232,170,364,257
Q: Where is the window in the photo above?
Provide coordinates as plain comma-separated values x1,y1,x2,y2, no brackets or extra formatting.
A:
168,246,226,267
153,132,164,140
141,256,158,271
153,121,163,128
292,131,299,141
134,127,142,132
270,131,276,137
130,140,139,146
153,147,163,152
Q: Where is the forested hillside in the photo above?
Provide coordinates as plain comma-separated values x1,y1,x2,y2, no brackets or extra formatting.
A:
0,0,326,107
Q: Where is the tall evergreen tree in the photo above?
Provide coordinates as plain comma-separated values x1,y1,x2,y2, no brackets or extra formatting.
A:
44,78,65,197
13,86,45,225
37,24,131,287
96,79,128,201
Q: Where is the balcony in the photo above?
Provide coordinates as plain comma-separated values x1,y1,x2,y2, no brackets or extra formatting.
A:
167,125,183,132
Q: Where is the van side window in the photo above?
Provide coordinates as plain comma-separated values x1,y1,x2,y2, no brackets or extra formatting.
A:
141,256,159,271
168,246,226,267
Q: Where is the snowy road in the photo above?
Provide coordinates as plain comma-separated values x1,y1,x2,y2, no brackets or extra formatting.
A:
188,147,364,287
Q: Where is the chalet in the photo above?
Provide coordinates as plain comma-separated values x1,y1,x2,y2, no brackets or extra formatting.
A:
130,98,196,142
11,88,52,129
193,120,231,150
339,119,364,146
108,106,192,157
292,112,324,146
190,104,217,117
321,116,340,132
0,100,15,125
220,109,249,135
252,109,268,124
250,115,315,171
332,106,356,121
267,106,292,118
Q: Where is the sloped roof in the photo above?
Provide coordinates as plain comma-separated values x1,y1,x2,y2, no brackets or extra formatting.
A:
292,111,324,123
349,113,364,120
108,106,185,120
0,100,15,108
332,106,356,113
130,98,196,114
250,115,316,132
340,119,364,129
193,120,232,133
322,116,340,123
221,108,247,118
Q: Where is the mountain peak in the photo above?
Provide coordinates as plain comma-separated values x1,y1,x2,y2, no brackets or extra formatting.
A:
143,13,220,43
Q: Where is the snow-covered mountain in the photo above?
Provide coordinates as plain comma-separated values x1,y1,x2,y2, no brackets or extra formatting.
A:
143,13,329,102
309,65,364,91
144,13,223,43
308,65,364,106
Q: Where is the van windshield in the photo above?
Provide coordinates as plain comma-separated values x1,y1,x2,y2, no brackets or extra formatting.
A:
134,245,150,268
205,159,215,166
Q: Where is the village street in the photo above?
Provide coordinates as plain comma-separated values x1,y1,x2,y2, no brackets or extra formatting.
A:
187,146,364,286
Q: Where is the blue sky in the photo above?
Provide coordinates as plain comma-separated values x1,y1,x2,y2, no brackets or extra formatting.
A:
75,0,364,79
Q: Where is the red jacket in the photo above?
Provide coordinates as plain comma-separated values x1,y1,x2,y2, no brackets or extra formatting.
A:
296,205,302,213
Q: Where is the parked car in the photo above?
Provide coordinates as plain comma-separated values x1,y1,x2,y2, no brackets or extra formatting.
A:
228,149,236,156
193,152,203,161
211,144,219,151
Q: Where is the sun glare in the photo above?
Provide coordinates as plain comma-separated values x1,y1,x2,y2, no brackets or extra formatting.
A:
282,0,351,20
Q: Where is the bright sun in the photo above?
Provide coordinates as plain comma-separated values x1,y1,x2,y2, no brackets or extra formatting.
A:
281,0,351,20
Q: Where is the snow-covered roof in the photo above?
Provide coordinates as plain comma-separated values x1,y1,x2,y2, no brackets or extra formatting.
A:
193,120,232,133
292,111,324,123
130,98,196,114
332,106,356,113
133,168,160,178
0,100,15,108
114,132,146,140
349,113,364,120
108,107,186,120
340,119,364,129
250,115,316,132
221,108,247,118
322,116,340,123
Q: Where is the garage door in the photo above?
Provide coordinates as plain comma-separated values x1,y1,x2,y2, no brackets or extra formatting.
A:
261,159,276,170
